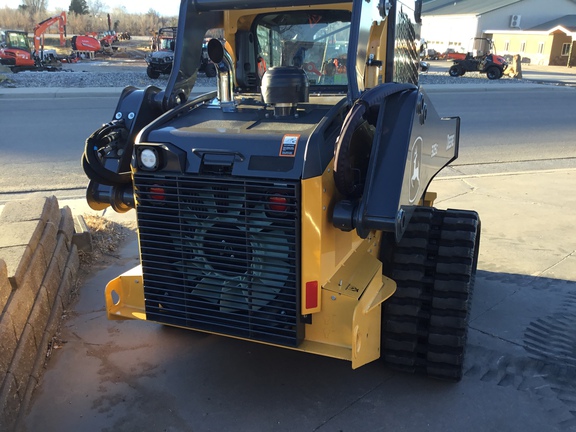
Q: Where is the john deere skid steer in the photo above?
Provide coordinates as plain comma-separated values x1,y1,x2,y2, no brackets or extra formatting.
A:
82,0,480,381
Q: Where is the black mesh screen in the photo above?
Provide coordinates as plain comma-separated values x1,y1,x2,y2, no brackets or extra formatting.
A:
393,8,419,85
134,173,302,347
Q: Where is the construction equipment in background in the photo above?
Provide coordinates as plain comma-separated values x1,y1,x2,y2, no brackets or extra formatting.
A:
147,28,218,79
82,31,117,54
82,0,481,381
32,11,67,60
0,12,66,72
91,13,119,50
70,34,102,58
0,29,61,72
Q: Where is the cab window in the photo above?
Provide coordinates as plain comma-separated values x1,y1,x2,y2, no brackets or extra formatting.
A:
254,10,351,86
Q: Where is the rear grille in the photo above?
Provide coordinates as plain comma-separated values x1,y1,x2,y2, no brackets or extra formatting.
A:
134,174,302,347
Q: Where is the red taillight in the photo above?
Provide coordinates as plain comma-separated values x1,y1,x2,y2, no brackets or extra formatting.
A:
149,186,165,201
269,195,288,212
305,281,318,309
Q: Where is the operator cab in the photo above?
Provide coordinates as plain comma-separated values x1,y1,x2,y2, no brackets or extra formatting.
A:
250,10,350,90
159,38,175,51
1,30,31,51
0,30,33,67
203,10,352,98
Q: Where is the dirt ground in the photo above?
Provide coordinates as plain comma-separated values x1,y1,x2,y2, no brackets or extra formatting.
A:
101,35,151,60
45,35,151,72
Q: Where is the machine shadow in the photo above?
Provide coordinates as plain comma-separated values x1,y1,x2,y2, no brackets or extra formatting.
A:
145,269,576,429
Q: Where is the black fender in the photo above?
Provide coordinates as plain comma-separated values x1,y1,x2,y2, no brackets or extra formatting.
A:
334,83,416,198
332,84,460,241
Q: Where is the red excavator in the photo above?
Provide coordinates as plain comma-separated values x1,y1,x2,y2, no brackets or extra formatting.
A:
33,11,67,59
0,12,67,72
0,29,60,72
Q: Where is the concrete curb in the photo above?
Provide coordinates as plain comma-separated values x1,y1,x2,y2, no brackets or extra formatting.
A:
0,87,130,99
0,82,573,100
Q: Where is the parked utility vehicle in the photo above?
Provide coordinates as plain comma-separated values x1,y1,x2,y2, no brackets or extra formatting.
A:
448,38,507,79
146,27,178,78
147,27,217,79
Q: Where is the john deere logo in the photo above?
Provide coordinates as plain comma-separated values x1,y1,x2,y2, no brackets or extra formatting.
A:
409,137,422,203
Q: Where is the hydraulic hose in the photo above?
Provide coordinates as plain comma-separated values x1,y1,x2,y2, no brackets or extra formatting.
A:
81,120,132,187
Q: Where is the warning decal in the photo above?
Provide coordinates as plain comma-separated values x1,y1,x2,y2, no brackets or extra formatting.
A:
279,134,300,157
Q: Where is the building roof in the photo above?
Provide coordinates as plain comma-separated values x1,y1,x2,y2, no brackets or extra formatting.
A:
528,14,576,32
422,0,522,16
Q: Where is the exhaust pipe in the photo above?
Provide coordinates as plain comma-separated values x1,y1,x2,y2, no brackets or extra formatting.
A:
207,38,236,112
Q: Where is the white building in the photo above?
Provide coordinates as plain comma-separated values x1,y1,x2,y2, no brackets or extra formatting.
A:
421,0,576,58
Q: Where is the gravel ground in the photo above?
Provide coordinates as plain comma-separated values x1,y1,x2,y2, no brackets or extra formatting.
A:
0,61,532,88
0,65,216,88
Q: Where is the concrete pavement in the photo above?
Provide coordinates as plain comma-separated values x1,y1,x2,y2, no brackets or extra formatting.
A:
17,162,576,432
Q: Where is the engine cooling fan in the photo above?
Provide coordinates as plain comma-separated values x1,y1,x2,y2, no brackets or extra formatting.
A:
176,189,293,313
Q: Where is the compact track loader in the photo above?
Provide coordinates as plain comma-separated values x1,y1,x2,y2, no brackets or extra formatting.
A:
82,0,480,381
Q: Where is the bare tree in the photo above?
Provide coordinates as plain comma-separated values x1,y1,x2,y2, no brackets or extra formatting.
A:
20,0,47,16
87,0,105,16
0,3,178,36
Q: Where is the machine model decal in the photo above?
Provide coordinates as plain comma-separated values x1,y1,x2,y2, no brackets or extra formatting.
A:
431,143,438,158
447,133,455,151
279,134,300,157
409,136,422,203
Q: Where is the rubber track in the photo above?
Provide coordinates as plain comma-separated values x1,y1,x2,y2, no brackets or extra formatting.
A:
381,207,480,381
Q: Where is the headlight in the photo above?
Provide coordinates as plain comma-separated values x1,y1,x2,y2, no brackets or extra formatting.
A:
139,148,158,170
165,56,173,62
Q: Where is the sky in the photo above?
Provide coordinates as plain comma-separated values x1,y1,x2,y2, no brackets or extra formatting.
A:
0,0,180,16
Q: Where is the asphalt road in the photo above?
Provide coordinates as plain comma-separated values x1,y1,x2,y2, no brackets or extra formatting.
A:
1,83,575,205
0,88,207,203
426,85,576,170
0,96,108,199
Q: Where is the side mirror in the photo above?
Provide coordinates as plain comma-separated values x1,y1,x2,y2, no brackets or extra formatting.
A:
419,61,429,72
